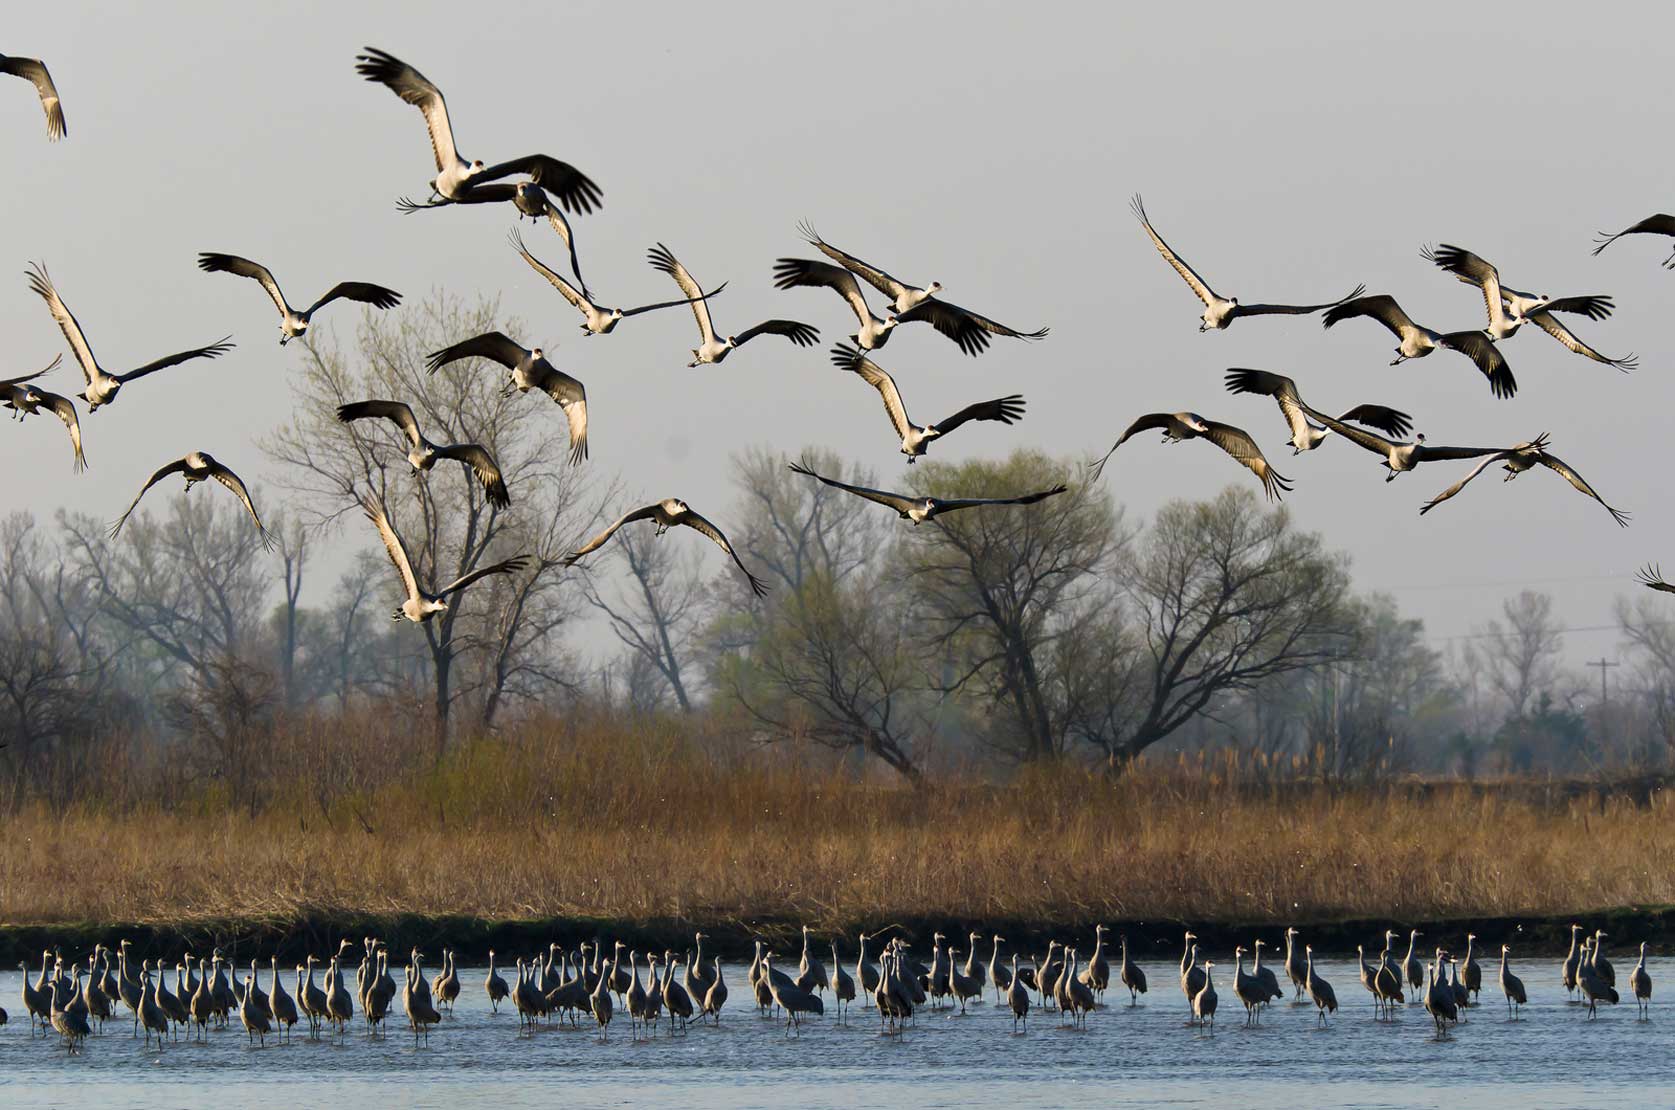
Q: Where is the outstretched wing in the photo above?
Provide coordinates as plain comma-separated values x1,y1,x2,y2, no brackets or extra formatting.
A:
1438,331,1517,399
799,220,913,301
510,227,588,311
197,253,290,316
786,459,918,515
1418,453,1505,516
0,351,61,390
37,390,85,472
1421,244,1505,326
115,337,235,383
678,510,768,598
1223,367,1310,444
1537,453,1630,527
1637,565,1675,594
647,242,715,345
206,458,273,548
108,458,191,538
471,155,603,215
1087,412,1178,481
1335,404,1412,440
832,341,911,440
436,555,530,599
308,282,402,316
1592,214,1675,257
620,281,728,319
532,365,588,465
434,442,510,509
895,299,1049,357
772,259,875,326
355,47,459,173
1199,419,1292,501
1527,311,1637,372
1297,404,1401,460
563,504,662,564
363,495,420,604
1131,194,1218,306
1539,295,1613,321
732,319,819,348
336,399,423,449
1236,284,1367,318
931,486,1071,514
26,262,99,384
426,331,528,374
0,56,65,140
1321,294,1418,339
934,395,1026,436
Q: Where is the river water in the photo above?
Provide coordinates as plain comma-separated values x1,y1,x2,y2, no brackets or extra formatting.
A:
0,956,1667,1108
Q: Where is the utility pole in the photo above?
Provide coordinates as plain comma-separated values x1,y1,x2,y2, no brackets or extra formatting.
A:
1587,657,1619,709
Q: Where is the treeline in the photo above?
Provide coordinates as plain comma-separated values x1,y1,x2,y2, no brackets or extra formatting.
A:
2,300,1670,812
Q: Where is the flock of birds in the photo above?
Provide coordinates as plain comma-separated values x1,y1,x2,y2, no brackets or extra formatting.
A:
4,923,1653,1054
11,41,1675,615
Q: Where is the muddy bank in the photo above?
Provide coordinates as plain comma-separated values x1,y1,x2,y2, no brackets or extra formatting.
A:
3,906,1669,966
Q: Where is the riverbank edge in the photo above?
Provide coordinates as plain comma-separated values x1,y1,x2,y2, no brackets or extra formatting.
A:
3,906,1668,966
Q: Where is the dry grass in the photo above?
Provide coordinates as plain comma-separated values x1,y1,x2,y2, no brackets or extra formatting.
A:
4,712,1674,933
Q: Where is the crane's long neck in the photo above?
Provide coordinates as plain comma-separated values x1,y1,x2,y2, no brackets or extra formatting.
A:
1404,933,1417,961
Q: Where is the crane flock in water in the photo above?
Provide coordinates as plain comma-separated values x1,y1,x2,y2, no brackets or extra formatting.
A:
5,922,1653,1053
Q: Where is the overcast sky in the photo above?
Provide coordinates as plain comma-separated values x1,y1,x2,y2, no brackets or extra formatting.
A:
5,1,1670,673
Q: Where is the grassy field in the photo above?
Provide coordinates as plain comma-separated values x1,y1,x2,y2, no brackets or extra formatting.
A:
4,712,1674,958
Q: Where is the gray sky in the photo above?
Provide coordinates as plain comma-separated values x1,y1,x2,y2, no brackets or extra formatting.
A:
5,1,1670,672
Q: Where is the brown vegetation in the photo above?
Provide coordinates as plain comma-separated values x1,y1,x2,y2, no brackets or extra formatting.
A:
3,708,1673,935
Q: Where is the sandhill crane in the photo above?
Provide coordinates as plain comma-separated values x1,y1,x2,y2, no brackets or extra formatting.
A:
1357,946,1383,1019
606,941,631,1001
645,243,818,366
1033,940,1059,1010
1304,946,1337,1026
85,957,115,1031
1090,410,1290,499
1005,954,1030,1032
1303,403,1542,484
1562,924,1583,1000
1400,930,1424,1002
1460,934,1482,1003
297,962,322,1037
1131,195,1362,331
511,958,538,1029
50,973,90,1053
773,257,898,350
361,494,528,623
1252,940,1284,1006
1446,957,1469,1020
19,958,48,1034
1323,294,1517,399
877,949,914,1035
27,261,235,413
325,955,353,1038
150,961,181,1035
702,957,728,1024
1,53,64,139
1374,935,1405,1010
1420,439,1628,526
793,929,828,998
831,342,1024,464
109,451,272,547
1180,934,1206,1014
588,958,614,1041
925,933,951,1009
1194,961,1218,1029
788,222,1049,356
1499,944,1528,1019
949,950,983,1014
1593,214,1675,266
830,942,856,1022
1232,947,1267,1026
625,951,652,1038
1282,928,1307,1002
2,372,85,473
1424,957,1456,1040
190,958,214,1040
787,459,1066,524
337,399,509,508
210,953,237,1024
237,962,271,1046
404,952,441,1043
1223,368,1411,456
1594,931,1617,988
400,178,588,292
1422,244,1636,369
1077,927,1111,1001
197,253,399,345
354,47,602,211
986,936,1009,1005
1116,935,1148,1006
1062,949,1096,1028
661,952,694,1033
684,934,715,1004
425,331,587,464
116,944,142,1032
434,948,460,1014
763,953,823,1036
563,498,767,598
484,950,509,1013
512,229,719,337
857,933,884,1004
1579,942,1620,1018
1631,942,1652,1019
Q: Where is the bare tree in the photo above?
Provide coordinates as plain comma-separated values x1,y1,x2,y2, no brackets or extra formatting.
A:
265,293,602,754
272,515,308,707
1469,590,1565,721
1617,594,1675,765
727,446,890,594
1096,487,1356,768
577,524,706,711
899,450,1123,762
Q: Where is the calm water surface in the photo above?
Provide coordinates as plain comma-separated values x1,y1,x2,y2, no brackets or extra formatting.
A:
1,957,1668,1109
